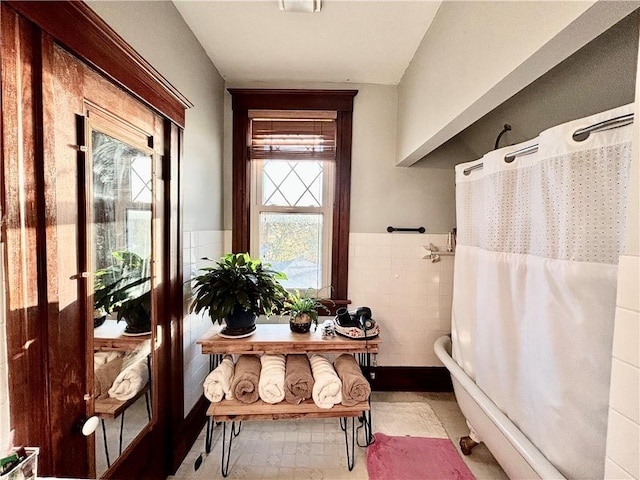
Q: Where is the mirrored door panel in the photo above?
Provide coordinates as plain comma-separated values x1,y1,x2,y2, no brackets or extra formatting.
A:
84,110,155,477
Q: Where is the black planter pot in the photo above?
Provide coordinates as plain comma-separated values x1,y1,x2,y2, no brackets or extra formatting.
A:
120,304,152,336
93,315,107,329
221,306,257,338
289,313,313,333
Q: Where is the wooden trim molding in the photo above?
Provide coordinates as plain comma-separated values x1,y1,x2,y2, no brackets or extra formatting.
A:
369,367,454,392
4,1,192,127
228,89,357,112
229,89,357,302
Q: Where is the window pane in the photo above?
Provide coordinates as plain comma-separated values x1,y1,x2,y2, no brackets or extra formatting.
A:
259,213,323,290
263,160,323,207
130,156,152,203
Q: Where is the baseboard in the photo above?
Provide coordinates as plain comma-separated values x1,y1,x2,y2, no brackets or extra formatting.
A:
369,366,453,392
170,395,209,473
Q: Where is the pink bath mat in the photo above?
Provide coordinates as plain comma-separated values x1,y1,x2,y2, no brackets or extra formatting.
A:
367,433,475,480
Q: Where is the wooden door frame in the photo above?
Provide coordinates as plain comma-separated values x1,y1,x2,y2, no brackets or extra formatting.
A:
1,2,187,478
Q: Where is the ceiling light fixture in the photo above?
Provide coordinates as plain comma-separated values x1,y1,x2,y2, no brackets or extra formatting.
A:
278,0,322,13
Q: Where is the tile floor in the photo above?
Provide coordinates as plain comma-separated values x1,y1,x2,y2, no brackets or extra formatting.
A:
169,392,508,479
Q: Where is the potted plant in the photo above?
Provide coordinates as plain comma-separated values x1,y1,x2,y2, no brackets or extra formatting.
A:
189,252,288,338
282,289,331,334
93,250,152,335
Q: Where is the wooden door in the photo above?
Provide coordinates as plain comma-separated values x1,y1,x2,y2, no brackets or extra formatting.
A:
1,5,178,477
50,44,168,479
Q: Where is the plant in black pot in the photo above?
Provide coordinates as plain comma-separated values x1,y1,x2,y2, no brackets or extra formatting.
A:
93,250,152,336
282,289,331,334
189,252,288,338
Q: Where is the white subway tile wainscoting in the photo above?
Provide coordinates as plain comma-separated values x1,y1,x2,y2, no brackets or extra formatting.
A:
348,232,454,367
605,255,640,480
182,230,230,412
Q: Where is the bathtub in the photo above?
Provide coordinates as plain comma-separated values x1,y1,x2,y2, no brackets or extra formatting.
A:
434,335,565,480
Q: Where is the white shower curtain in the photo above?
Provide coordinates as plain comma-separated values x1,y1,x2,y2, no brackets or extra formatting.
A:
451,104,633,479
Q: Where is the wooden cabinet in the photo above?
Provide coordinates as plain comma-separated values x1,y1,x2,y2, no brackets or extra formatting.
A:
1,3,187,478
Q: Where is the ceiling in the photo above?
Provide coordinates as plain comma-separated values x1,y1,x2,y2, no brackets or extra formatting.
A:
173,0,442,85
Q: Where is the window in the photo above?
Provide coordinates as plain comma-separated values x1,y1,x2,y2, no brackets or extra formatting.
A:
249,110,335,295
230,89,357,310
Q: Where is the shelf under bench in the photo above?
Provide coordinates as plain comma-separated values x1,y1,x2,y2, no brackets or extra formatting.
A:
207,398,369,422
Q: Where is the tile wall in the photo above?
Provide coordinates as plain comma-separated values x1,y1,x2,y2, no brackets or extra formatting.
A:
182,230,230,413
605,255,640,479
179,230,454,413
348,232,454,366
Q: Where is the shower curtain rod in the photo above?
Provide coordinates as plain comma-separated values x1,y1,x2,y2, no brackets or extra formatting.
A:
463,112,634,176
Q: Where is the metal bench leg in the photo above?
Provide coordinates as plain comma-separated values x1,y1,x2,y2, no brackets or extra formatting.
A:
360,406,373,446
342,416,356,471
118,410,126,455
221,421,237,478
205,417,214,454
100,419,111,468
145,392,151,420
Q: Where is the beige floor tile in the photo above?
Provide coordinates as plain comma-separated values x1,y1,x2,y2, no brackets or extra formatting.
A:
169,393,508,480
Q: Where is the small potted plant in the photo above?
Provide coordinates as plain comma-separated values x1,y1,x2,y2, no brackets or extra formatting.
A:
94,250,152,335
282,289,331,333
189,252,288,338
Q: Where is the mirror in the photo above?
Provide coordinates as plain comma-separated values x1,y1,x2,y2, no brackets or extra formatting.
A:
87,125,154,477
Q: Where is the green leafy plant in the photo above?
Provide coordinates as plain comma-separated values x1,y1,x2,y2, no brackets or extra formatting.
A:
282,289,332,331
93,250,151,328
189,252,288,325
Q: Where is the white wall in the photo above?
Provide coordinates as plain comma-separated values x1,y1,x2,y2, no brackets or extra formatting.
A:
87,0,225,233
397,0,638,166
86,1,226,414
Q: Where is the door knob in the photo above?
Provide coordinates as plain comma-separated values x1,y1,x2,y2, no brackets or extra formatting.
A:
77,416,100,436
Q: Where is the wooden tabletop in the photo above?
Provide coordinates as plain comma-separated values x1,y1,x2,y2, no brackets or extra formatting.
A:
93,319,151,351
197,323,380,355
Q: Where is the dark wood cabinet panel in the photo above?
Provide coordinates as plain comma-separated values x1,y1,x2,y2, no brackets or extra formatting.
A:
5,1,192,127
1,3,185,478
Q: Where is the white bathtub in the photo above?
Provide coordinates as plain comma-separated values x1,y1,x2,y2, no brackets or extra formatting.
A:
434,335,565,480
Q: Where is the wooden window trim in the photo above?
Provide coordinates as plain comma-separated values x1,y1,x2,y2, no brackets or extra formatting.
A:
229,89,357,309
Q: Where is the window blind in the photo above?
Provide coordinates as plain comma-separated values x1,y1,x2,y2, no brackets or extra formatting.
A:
248,110,337,161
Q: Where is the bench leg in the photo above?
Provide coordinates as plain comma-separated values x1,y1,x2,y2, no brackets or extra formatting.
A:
100,419,111,468
359,408,373,446
342,417,356,471
205,417,214,454
221,421,241,477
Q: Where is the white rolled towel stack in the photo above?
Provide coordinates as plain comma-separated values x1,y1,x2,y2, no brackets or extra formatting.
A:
108,340,150,401
259,354,286,404
108,360,149,401
203,354,235,402
309,354,342,409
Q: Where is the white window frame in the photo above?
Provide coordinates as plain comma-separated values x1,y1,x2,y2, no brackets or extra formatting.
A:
250,158,334,297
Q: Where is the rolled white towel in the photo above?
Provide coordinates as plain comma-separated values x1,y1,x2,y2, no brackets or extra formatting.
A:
108,359,149,401
203,355,235,402
309,354,342,409
258,354,286,404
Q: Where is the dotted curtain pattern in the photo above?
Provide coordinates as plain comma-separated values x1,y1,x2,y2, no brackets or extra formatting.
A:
456,142,632,264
